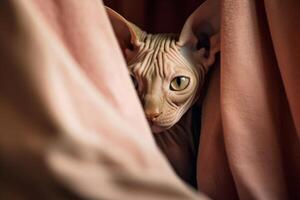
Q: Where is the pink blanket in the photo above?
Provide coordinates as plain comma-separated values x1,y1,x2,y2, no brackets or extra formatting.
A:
0,0,299,199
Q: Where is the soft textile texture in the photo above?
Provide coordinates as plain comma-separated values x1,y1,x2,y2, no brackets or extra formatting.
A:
198,0,300,199
0,0,205,199
0,0,299,200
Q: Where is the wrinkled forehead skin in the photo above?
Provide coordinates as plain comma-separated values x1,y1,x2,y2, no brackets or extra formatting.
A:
127,33,204,132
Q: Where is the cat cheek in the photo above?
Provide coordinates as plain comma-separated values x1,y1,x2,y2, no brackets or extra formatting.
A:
169,94,190,106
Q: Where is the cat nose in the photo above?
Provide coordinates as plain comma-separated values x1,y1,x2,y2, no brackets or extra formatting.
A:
144,94,162,121
145,108,161,121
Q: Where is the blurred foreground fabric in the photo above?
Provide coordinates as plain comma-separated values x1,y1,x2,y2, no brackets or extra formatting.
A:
0,0,299,199
0,0,204,199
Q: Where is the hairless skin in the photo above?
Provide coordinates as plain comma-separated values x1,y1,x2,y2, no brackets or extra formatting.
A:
106,0,219,186
106,3,219,133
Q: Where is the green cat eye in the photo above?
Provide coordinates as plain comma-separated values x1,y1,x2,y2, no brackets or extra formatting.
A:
170,76,190,91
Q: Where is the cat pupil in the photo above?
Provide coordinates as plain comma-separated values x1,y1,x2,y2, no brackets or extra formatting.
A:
176,77,182,86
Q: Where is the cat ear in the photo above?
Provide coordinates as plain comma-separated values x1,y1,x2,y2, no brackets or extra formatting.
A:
106,7,145,62
178,0,220,71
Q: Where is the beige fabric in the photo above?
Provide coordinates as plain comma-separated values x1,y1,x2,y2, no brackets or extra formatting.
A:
197,0,300,199
1,0,300,199
0,0,206,199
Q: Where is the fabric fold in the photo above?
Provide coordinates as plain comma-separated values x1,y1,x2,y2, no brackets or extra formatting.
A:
0,0,207,199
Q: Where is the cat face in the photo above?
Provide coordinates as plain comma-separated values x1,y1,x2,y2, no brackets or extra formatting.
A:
106,2,219,133
127,34,201,132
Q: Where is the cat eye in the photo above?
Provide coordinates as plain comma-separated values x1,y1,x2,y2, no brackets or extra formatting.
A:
170,76,190,91
130,75,138,89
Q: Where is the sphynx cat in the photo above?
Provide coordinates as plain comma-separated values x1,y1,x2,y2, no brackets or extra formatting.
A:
106,0,219,187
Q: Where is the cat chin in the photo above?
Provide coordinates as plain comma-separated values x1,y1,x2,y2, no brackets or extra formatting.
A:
150,124,166,134
150,124,174,134
149,118,177,133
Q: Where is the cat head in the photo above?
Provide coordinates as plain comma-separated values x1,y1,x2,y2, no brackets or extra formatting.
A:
106,0,219,133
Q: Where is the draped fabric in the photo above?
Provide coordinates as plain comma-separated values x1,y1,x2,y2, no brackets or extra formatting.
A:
0,0,204,199
198,1,300,199
1,0,299,200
